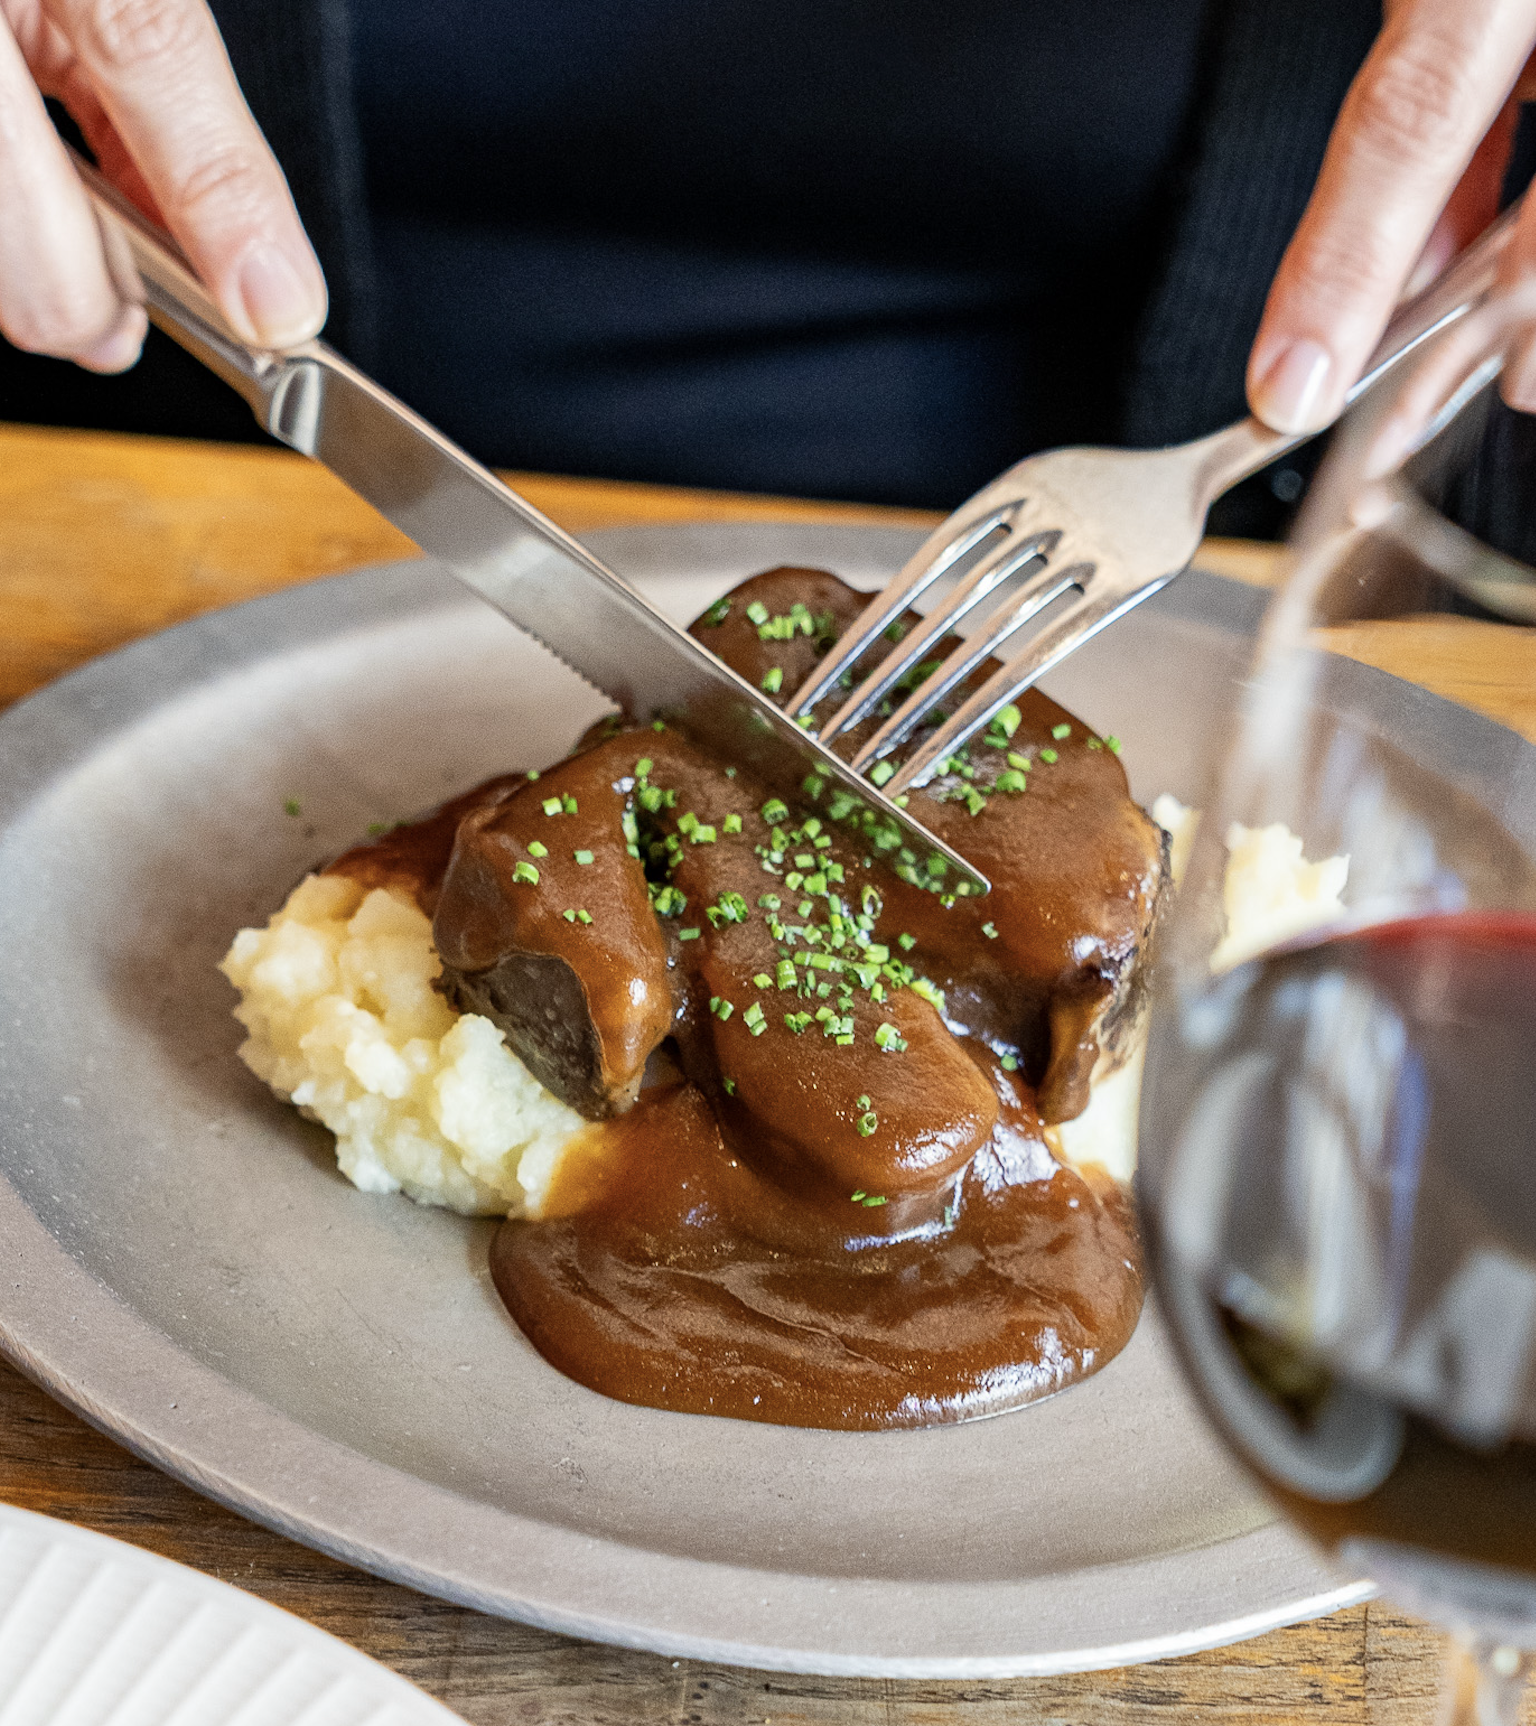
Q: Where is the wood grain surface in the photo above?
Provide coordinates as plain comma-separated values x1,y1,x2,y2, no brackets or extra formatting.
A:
0,421,1522,1724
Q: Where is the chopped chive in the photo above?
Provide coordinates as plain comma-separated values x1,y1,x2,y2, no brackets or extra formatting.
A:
995,770,1027,794
512,861,540,885
1051,722,1071,740
911,977,946,1013
745,600,770,625
723,1077,737,1095
753,972,773,988
963,788,987,817
761,797,789,825
803,774,825,799
784,1011,812,1033
577,908,593,924
562,794,578,814
874,1022,908,1052
869,760,895,787
744,1003,767,1035
897,933,916,951
526,770,540,781
1106,734,1122,754
776,960,797,989
1007,751,1031,771
541,797,562,816
527,840,549,857
284,798,302,817
562,908,577,922
574,849,594,865
678,927,701,941
701,597,731,626
992,703,1021,739
851,1190,867,1202
1039,748,1059,764
982,921,999,939
722,812,743,834
652,719,667,731
1001,1053,1019,1072
634,756,654,778
856,1112,879,1138
651,884,687,916
762,667,784,694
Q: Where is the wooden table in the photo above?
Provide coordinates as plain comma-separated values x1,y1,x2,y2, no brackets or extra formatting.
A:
0,422,1506,1725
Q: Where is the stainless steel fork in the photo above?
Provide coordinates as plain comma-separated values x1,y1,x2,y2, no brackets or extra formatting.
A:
791,210,1521,794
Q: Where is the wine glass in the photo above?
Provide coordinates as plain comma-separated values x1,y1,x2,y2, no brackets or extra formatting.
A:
1139,281,1536,1726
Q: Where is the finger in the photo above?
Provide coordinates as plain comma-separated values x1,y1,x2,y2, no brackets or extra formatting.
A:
1401,96,1518,298
1248,0,1536,434
0,9,143,364
1494,195,1536,411
44,0,327,346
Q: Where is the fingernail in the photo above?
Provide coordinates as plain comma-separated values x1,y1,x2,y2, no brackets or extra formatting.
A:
1253,338,1336,434
77,304,148,375
237,242,324,347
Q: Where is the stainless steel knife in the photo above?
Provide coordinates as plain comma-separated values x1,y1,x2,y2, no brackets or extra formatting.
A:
75,155,989,896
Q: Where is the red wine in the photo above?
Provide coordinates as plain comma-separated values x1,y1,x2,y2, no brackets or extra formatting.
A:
1144,913,1536,1602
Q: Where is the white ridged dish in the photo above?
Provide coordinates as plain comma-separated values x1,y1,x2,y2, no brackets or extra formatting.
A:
0,1501,461,1726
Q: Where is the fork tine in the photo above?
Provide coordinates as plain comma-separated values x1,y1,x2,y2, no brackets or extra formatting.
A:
818,528,1058,741
847,558,1087,769
885,581,1163,794
787,508,1013,717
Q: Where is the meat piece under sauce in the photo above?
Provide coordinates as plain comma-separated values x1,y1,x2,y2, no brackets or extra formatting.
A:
330,567,1164,1429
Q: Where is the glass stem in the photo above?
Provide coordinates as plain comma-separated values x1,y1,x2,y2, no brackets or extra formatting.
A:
1444,1635,1532,1726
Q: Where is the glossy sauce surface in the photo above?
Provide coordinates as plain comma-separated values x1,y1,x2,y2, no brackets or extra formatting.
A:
333,568,1162,1429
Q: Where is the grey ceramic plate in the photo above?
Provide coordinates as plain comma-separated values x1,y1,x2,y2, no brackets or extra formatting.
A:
0,521,1412,1677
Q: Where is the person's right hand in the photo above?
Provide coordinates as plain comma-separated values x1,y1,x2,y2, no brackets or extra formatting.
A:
1,0,326,373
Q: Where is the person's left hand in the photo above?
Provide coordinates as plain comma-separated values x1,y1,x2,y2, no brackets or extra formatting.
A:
1248,0,1536,433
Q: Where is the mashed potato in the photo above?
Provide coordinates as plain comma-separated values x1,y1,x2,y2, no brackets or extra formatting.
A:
222,802,1348,1213
1047,798,1348,1183
220,874,588,1215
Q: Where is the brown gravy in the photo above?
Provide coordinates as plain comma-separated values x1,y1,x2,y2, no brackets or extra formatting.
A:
330,567,1162,1430
495,1078,1141,1430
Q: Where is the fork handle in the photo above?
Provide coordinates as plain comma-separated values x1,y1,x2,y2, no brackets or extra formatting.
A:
1189,195,1521,504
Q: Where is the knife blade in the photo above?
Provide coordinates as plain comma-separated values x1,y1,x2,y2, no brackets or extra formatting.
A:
75,154,989,897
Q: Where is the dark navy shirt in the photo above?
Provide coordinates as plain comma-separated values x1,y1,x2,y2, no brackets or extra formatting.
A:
352,0,1212,505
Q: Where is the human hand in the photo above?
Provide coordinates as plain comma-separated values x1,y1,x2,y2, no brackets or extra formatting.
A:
0,0,326,374
1248,0,1536,434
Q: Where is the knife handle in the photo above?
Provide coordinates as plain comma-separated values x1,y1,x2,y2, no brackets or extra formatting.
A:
72,147,299,425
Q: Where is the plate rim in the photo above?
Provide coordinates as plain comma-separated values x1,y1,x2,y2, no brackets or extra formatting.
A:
0,525,1376,1677
0,1499,464,1721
